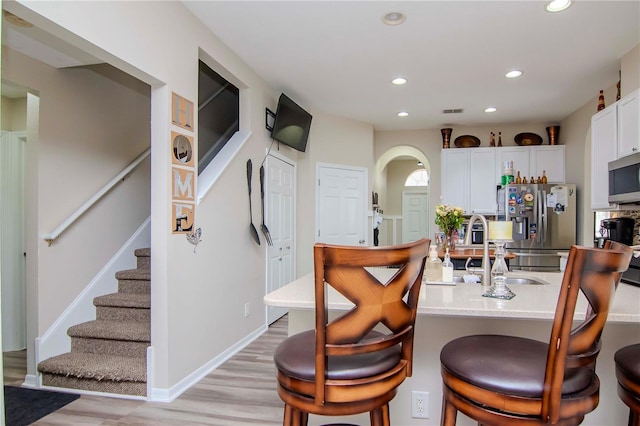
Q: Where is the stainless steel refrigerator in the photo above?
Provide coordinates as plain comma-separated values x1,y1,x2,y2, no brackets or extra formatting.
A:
497,183,576,271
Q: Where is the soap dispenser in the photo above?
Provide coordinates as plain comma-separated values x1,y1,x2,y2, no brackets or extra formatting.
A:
425,245,443,282
442,248,454,283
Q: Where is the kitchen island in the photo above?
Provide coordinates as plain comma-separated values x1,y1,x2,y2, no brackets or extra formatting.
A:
264,269,640,426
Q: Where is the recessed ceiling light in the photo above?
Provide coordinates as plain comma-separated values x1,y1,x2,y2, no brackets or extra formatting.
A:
382,11,406,26
485,107,497,113
546,0,571,12
397,111,409,117
392,77,407,85
505,70,523,79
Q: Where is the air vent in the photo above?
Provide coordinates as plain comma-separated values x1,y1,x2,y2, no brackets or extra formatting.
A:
443,108,464,114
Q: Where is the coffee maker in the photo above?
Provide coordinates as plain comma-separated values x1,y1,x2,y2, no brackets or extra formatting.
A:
599,217,635,247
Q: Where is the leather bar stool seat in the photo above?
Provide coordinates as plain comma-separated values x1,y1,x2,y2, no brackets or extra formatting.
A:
441,335,594,399
615,343,640,426
275,330,401,382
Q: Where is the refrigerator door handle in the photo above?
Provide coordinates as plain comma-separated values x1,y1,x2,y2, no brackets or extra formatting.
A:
540,190,547,243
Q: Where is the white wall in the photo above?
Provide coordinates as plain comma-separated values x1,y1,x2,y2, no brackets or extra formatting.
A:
5,0,278,392
1,97,27,130
6,1,376,395
295,113,374,276
386,159,425,216
621,44,640,98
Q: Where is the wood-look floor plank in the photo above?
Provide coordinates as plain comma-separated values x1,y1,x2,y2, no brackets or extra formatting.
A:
4,315,289,425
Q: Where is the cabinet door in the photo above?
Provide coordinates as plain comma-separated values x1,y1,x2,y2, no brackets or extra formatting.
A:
617,89,640,158
530,146,565,183
441,150,469,212
591,106,617,209
469,148,497,214
497,147,530,181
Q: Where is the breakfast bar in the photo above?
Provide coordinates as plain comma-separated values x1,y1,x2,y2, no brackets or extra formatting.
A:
264,269,640,426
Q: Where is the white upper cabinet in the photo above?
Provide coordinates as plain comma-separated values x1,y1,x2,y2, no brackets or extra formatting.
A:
617,89,640,158
497,147,530,181
591,105,618,209
441,149,470,212
441,148,496,215
589,88,639,210
530,146,566,183
442,145,566,215
496,145,565,183
468,148,498,214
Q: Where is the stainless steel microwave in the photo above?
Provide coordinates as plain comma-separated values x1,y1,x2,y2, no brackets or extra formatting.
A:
609,152,640,204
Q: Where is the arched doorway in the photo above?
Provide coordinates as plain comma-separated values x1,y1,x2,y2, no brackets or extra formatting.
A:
374,146,432,245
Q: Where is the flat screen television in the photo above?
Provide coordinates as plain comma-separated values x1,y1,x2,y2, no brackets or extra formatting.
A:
270,93,312,152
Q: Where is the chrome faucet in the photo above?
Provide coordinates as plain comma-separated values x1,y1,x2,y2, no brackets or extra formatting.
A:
463,214,491,286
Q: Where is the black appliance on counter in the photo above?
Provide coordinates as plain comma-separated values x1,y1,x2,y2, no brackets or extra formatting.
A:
598,217,639,287
597,217,634,248
462,223,484,245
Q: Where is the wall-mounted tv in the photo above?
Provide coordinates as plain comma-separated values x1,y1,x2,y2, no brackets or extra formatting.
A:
270,93,312,152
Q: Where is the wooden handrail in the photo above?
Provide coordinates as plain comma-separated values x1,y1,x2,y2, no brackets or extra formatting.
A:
43,147,151,246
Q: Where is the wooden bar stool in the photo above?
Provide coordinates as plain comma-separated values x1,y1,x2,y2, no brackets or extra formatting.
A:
615,343,640,426
274,238,430,426
439,241,632,425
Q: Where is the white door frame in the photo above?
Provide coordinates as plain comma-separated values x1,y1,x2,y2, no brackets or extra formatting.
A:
264,150,296,324
315,162,368,246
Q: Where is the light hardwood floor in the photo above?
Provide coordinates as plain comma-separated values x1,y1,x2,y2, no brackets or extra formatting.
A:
4,315,288,425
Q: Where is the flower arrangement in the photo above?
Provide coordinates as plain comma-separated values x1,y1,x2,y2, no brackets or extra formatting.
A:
434,204,465,234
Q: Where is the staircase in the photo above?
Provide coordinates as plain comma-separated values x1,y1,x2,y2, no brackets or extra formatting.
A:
38,248,150,396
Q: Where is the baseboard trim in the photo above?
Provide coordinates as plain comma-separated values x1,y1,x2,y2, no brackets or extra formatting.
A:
150,323,267,402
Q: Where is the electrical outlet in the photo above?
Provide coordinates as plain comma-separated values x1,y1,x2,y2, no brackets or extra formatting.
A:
244,302,250,317
411,391,429,419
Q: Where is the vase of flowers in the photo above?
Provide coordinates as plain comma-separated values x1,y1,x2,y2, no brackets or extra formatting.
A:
435,204,464,251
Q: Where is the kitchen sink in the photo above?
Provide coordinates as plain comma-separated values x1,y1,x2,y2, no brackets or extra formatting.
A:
424,275,548,286
505,277,547,285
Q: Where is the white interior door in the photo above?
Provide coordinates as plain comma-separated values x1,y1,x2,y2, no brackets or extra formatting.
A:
316,163,367,246
0,131,27,351
402,191,429,243
266,154,295,324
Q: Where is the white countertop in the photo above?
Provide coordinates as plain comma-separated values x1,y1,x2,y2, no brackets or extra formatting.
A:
264,269,640,323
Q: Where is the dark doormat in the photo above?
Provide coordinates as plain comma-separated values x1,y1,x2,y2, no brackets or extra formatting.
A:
4,386,80,426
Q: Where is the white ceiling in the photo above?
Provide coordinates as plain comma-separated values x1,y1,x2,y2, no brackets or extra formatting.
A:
2,2,639,132
182,0,640,130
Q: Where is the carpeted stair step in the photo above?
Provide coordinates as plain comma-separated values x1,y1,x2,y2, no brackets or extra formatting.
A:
94,293,150,321
39,352,146,396
68,320,150,343
115,269,150,294
134,248,150,269
37,247,151,397
72,336,149,357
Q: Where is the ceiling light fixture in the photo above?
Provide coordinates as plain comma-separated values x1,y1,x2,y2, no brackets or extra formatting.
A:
397,111,409,117
546,0,571,12
485,107,497,113
505,70,523,79
392,77,407,85
417,161,424,166
382,11,406,26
